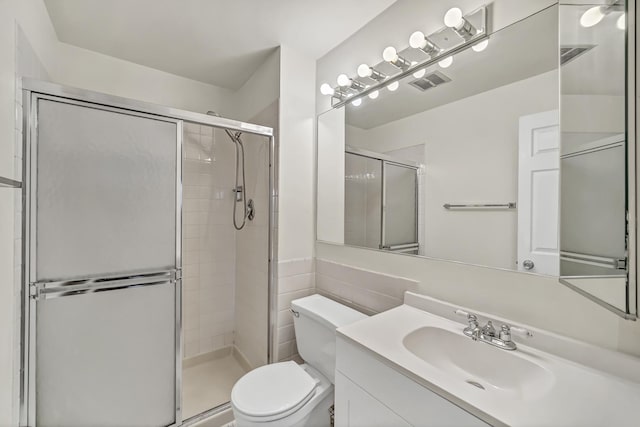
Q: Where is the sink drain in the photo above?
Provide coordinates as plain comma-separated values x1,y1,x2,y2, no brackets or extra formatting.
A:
466,380,485,390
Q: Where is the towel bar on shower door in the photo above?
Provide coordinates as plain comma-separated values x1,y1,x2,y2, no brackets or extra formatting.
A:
443,203,516,210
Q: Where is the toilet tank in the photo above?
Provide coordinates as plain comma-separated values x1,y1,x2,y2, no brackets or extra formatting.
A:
291,294,367,383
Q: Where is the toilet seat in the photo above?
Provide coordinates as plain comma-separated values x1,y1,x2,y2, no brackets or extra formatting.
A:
231,361,319,422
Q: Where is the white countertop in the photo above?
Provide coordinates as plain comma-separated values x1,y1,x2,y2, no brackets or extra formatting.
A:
337,295,640,427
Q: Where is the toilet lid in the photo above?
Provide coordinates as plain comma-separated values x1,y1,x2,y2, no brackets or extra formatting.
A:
231,361,318,420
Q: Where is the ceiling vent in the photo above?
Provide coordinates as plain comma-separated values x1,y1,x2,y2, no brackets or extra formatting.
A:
409,70,452,92
560,45,596,65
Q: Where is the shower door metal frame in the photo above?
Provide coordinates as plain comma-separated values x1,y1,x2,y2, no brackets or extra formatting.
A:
344,147,420,253
19,79,277,427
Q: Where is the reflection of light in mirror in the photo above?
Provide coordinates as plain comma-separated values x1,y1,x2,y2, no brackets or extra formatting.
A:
617,14,626,30
387,81,399,91
320,83,334,96
351,98,362,107
383,46,399,62
357,63,372,78
580,6,607,28
368,90,379,99
337,74,350,87
472,39,489,52
438,56,453,68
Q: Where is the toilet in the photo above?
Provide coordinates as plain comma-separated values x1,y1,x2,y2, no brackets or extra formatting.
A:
231,294,367,427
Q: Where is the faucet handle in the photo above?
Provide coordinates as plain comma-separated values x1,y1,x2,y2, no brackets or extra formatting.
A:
500,324,533,340
454,309,478,325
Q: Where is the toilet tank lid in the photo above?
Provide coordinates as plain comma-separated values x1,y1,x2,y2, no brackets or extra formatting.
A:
291,294,367,330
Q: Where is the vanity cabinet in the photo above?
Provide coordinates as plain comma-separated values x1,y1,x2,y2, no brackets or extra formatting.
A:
335,336,489,427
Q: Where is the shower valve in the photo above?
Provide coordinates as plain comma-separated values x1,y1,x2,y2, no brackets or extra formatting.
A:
233,185,244,202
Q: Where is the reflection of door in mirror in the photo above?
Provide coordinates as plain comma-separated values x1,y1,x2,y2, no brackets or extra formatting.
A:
517,110,560,276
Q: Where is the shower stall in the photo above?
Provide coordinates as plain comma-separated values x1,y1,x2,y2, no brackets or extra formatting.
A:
19,79,277,427
344,148,421,255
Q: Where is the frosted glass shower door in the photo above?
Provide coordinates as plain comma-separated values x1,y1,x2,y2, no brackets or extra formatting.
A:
382,162,418,252
27,96,180,427
34,98,177,281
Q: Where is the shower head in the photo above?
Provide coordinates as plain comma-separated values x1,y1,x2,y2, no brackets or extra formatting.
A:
206,111,243,141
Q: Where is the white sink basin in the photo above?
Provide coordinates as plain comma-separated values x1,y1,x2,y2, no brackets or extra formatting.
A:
403,326,555,400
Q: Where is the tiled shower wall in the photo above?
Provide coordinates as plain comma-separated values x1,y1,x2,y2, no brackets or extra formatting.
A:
234,101,277,369
182,123,237,358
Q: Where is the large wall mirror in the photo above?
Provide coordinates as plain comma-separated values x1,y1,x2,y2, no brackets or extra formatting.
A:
316,2,636,318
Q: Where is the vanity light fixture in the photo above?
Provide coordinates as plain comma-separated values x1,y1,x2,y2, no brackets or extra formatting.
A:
357,64,387,81
409,31,441,57
438,56,453,68
382,46,412,70
337,74,366,91
413,68,426,79
472,39,489,52
319,5,486,107
444,7,477,40
617,13,626,30
580,6,608,27
320,83,334,96
580,1,622,28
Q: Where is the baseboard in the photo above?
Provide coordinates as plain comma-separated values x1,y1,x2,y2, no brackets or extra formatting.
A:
183,346,233,369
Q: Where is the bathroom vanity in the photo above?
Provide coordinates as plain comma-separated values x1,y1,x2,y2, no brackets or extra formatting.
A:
335,292,640,427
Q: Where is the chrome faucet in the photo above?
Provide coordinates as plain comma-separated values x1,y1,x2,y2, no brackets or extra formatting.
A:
455,309,533,351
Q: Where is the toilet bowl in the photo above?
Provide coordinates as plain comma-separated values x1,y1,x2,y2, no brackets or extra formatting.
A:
231,295,367,427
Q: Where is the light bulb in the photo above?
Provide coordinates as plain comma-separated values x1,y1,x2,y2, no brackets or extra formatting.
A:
409,31,426,49
438,56,453,68
580,6,606,28
413,68,426,79
383,46,398,63
444,7,464,29
351,98,362,107
320,83,334,96
472,39,489,52
368,90,379,100
387,81,399,92
617,14,626,30
357,64,372,78
337,74,351,87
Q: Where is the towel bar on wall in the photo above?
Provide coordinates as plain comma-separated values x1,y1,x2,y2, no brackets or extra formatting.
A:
443,202,516,210
0,176,22,188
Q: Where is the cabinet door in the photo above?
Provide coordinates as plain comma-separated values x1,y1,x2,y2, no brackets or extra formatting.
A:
335,372,411,427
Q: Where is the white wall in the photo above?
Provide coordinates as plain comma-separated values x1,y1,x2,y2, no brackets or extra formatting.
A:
347,70,558,270
317,107,345,243
278,45,316,262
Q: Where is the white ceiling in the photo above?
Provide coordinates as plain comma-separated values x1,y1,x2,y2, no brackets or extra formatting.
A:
44,0,397,89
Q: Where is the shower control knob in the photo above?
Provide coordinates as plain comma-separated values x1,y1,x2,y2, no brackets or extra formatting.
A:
522,259,534,270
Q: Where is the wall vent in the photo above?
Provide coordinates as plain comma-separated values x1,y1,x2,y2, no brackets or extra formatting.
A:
409,70,452,92
560,45,596,65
